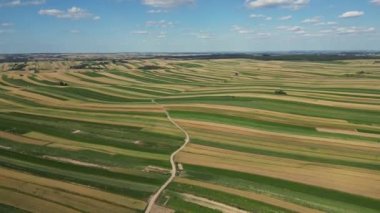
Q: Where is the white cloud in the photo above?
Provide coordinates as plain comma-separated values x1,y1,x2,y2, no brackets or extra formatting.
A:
336,26,375,34
196,34,212,39
0,0,45,7
283,26,301,31
1,22,13,27
147,9,167,13
276,26,287,30
250,14,272,20
370,0,380,5
145,20,173,28
0,22,14,34
301,17,336,26
320,29,333,33
250,14,264,18
318,26,376,35
302,16,321,24
246,0,309,10
315,21,337,26
190,31,213,39
142,0,194,8
231,25,254,34
69,29,80,34
339,11,364,18
279,15,292,20
0,29,12,34
302,33,324,37
157,31,167,38
294,30,305,34
39,9,61,17
38,6,100,20
255,32,272,38
277,25,305,34
233,27,272,39
131,30,149,34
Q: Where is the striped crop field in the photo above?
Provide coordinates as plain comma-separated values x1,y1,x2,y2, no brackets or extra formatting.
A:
0,58,380,212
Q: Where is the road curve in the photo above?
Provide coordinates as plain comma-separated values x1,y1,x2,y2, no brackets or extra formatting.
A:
144,100,190,213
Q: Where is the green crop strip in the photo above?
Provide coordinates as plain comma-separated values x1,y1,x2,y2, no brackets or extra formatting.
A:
169,110,380,142
0,204,29,213
0,149,163,185
191,139,380,170
169,182,291,213
159,96,380,125
0,112,182,155
184,165,380,212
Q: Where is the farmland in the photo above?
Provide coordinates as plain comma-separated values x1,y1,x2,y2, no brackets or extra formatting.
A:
0,57,380,212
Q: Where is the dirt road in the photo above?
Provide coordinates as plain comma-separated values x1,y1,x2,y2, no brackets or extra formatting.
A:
144,100,190,213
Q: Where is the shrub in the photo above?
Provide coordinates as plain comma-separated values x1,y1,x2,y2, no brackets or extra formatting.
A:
274,89,287,95
59,81,68,86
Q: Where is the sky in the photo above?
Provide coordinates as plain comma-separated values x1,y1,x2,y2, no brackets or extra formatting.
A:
0,0,379,53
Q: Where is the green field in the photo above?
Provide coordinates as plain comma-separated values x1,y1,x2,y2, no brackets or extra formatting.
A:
0,58,379,212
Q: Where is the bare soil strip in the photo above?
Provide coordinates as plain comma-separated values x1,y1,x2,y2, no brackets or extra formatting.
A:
150,205,175,213
43,156,108,169
175,178,322,213
317,127,380,139
0,131,50,146
181,193,249,213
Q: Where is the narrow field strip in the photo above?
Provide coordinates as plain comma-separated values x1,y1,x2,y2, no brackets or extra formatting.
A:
0,167,145,211
175,178,322,213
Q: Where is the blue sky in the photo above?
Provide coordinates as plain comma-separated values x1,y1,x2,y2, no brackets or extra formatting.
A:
0,0,379,53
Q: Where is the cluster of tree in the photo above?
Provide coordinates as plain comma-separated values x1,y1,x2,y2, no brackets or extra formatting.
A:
112,59,129,64
344,71,369,77
274,89,287,95
139,65,164,71
70,61,109,69
9,63,27,71
59,81,68,86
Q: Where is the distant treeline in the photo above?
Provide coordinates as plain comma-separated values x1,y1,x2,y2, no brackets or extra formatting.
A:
251,54,380,61
156,53,380,61
1,52,380,63
70,61,109,69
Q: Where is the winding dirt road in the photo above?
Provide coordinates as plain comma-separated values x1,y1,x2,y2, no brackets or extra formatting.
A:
144,100,190,213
